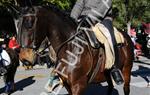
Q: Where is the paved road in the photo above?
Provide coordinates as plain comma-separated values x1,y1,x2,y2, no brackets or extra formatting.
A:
0,56,150,95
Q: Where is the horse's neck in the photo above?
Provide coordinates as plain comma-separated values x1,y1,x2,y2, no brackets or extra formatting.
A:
49,20,76,52
42,7,76,52
49,28,76,52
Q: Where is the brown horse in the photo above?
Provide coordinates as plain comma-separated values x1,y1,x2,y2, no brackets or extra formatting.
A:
0,48,19,95
0,6,19,95
18,5,134,95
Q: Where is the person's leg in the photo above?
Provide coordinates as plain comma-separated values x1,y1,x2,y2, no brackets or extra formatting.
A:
102,19,124,85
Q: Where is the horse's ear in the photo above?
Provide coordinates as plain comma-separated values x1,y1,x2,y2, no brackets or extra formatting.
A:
4,4,21,19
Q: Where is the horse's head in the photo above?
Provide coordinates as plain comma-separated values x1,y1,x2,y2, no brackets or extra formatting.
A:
18,7,38,48
21,7,37,30
18,6,50,50
18,5,100,52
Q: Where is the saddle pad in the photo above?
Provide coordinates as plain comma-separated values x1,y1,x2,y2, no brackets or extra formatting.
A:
92,23,115,69
114,27,125,44
0,50,11,66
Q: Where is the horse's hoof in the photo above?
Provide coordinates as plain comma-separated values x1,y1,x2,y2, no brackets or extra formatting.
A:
29,66,33,69
24,66,28,70
45,86,53,93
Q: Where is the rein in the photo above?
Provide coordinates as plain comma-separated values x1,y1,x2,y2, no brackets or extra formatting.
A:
35,42,51,55
56,30,84,58
55,19,90,56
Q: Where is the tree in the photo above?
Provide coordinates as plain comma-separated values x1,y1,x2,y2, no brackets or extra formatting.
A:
43,0,72,10
113,0,150,33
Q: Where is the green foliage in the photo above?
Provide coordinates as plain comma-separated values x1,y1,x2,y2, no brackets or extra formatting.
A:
113,0,150,29
0,0,14,6
43,0,72,10
113,0,126,29
0,0,149,30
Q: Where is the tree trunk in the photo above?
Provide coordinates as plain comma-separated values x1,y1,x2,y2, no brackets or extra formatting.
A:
127,21,131,36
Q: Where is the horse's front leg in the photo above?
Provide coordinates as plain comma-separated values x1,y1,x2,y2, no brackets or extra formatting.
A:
71,76,87,95
3,67,17,94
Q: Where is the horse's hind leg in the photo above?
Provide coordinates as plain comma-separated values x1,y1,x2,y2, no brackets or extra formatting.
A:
122,64,132,95
105,70,114,95
4,67,17,94
71,76,87,95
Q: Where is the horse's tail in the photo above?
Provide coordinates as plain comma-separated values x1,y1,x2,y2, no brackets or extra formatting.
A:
121,31,134,60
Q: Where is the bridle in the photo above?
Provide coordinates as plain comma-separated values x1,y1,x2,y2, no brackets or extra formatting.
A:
18,7,38,49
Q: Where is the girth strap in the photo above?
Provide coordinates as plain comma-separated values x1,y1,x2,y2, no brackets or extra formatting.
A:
88,48,104,83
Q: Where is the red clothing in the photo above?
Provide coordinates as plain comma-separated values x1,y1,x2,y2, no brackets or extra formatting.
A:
130,28,136,37
135,43,142,50
142,23,150,34
8,39,20,49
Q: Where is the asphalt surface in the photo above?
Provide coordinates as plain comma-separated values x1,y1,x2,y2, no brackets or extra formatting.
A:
0,56,150,95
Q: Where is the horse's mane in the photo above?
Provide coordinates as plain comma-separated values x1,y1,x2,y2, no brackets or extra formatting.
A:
0,6,12,17
42,3,77,27
0,6,16,36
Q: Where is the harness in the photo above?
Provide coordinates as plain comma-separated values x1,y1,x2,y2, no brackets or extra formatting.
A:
18,7,38,49
54,18,103,82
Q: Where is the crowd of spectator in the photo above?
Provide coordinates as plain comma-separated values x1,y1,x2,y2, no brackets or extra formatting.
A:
130,22,150,60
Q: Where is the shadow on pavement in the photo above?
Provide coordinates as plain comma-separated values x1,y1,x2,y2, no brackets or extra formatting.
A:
132,65,150,84
51,83,119,95
0,76,35,94
83,84,119,95
14,76,35,91
134,60,150,65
